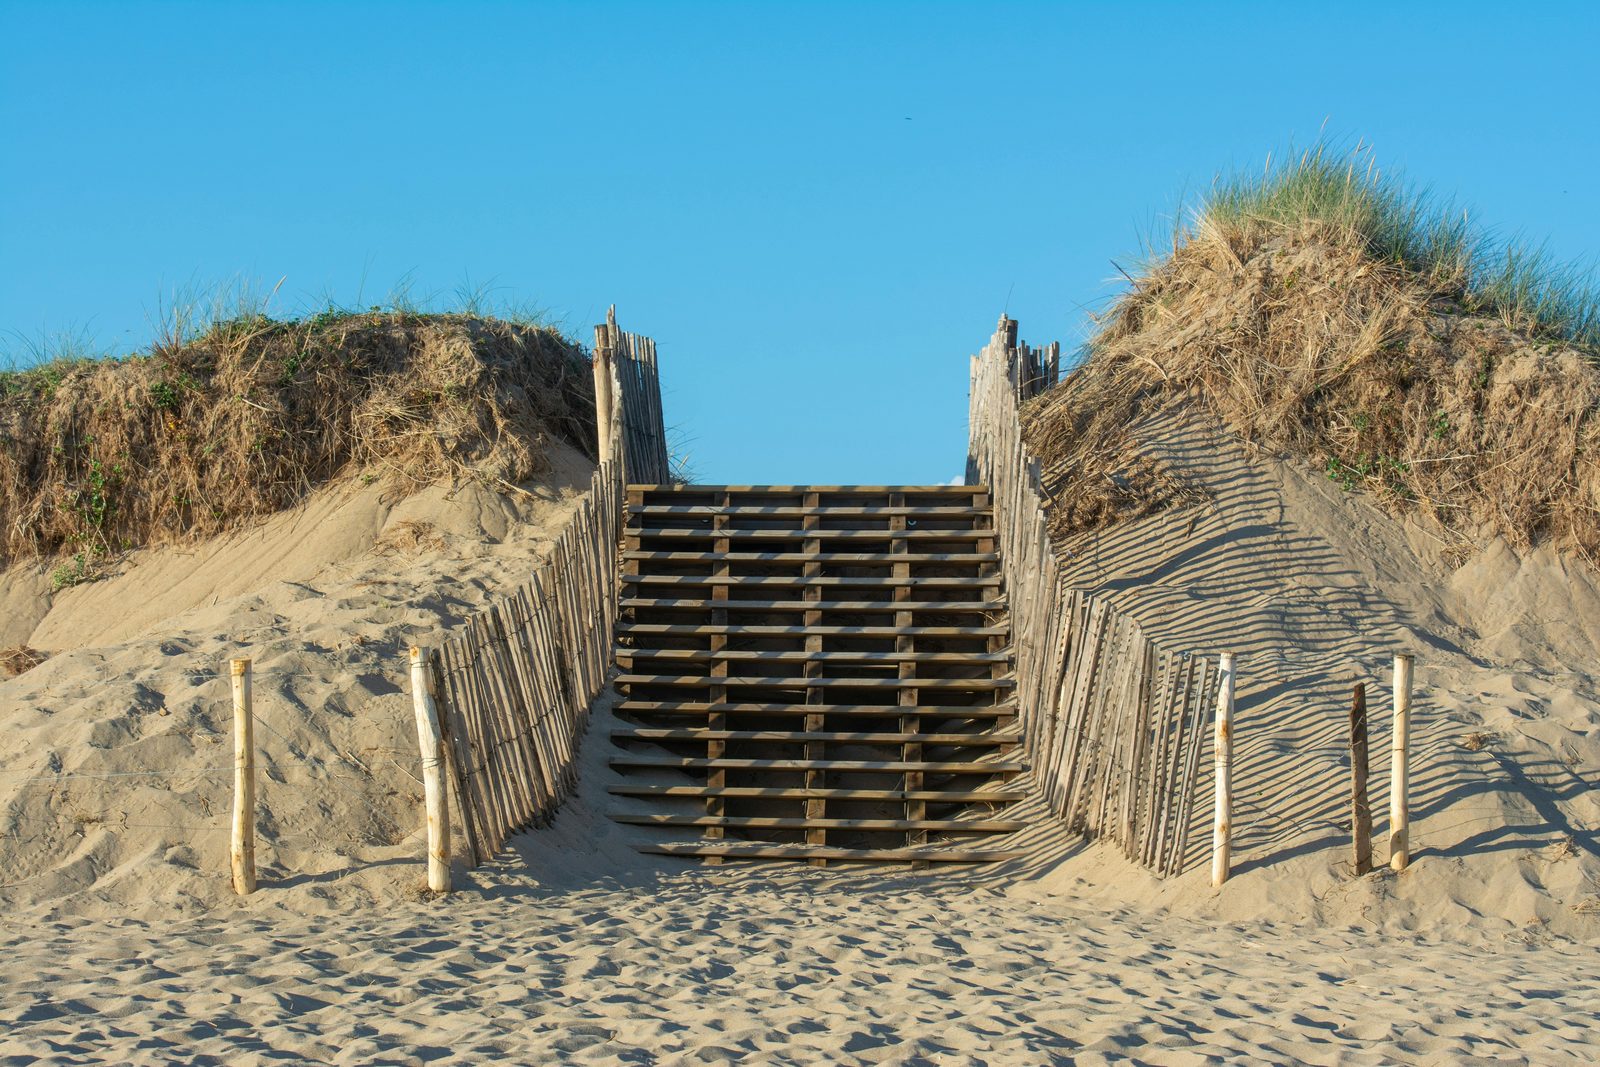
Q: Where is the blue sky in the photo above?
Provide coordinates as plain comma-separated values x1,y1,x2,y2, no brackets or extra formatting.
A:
3,1,1597,483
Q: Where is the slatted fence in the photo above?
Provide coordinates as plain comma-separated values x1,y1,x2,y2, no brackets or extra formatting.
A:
418,313,667,867
967,316,1221,875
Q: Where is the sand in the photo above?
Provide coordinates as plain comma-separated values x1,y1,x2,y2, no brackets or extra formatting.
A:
2,409,1598,1063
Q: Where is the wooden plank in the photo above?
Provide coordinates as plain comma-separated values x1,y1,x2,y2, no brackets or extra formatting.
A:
612,729,1021,745
623,649,1010,665
623,574,1002,589
624,550,999,564
610,756,1025,773
622,598,1005,613
611,814,1027,832
616,675,1015,690
608,785,1029,802
619,623,1009,638
638,844,1024,862
617,700,1019,718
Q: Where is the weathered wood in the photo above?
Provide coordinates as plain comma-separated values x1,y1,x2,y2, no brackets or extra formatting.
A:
408,646,452,892
1390,653,1414,872
1351,681,1372,875
1212,652,1236,887
229,658,256,896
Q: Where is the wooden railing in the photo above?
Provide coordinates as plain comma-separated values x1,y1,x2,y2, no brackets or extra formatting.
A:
967,316,1223,875
408,311,666,881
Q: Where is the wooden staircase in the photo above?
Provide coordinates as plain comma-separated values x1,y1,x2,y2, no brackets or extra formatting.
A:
608,485,1026,864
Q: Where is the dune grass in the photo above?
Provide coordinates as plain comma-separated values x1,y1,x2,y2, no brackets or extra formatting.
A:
0,288,595,571
1195,142,1600,351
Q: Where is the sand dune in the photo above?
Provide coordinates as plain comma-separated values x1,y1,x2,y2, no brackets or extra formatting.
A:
2,405,1598,1062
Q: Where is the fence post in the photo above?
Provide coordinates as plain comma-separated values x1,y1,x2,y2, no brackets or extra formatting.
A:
592,307,616,468
409,646,452,893
1211,652,1235,887
229,658,256,895
1350,682,1372,874
1389,653,1414,872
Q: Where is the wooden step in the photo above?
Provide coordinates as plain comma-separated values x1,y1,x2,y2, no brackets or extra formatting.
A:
608,785,1028,802
637,843,1023,863
619,649,1010,665
630,504,988,518
619,623,1008,638
624,550,997,565
609,756,1025,773
623,574,1001,589
629,484,989,494
634,528,996,542
611,728,1021,746
617,700,1018,718
615,674,1016,691
623,598,1004,613
612,814,1026,832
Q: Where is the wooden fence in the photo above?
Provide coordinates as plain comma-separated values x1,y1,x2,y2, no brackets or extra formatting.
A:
967,316,1222,876
609,321,671,485
414,313,667,870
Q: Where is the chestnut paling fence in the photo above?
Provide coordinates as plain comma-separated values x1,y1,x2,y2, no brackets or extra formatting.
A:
419,312,668,867
967,317,1222,876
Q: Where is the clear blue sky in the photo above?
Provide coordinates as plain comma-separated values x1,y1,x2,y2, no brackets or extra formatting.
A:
4,1,1597,483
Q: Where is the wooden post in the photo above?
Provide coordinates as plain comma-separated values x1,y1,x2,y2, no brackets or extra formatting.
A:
1350,682,1372,874
1211,652,1235,887
1389,653,1414,872
229,658,256,895
409,646,453,893
592,307,616,468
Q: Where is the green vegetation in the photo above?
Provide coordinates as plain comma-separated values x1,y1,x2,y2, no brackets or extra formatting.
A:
1198,142,1600,350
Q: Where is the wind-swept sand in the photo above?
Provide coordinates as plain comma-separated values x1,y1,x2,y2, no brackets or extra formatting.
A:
2,410,1598,1063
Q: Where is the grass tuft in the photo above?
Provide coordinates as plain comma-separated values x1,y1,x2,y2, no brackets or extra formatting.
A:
1195,142,1600,350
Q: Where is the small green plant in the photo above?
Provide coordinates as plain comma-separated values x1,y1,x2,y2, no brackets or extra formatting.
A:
51,550,102,591
1430,410,1452,439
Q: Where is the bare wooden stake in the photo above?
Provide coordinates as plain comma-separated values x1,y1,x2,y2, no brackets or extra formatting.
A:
1350,682,1372,875
1389,653,1414,872
1211,652,1235,887
229,658,256,895
592,314,616,468
410,646,453,892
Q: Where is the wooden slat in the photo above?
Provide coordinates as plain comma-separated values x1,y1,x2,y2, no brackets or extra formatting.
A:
611,814,1027,831
617,700,1019,718
615,674,1015,690
630,504,988,518
630,484,990,494
620,649,1010,665
622,598,1005,613
638,844,1024,863
619,623,1009,637
611,729,1021,745
624,574,1001,588
624,550,998,564
608,785,1029,802
609,756,1024,773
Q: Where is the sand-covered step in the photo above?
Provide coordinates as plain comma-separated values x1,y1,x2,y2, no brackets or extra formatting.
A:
637,843,1024,863
609,756,1025,773
611,814,1027,832
608,785,1028,802
611,728,1021,745
615,700,1018,718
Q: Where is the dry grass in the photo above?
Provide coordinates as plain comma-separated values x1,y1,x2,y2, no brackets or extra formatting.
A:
0,312,594,569
1025,213,1600,558
1,645,48,678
